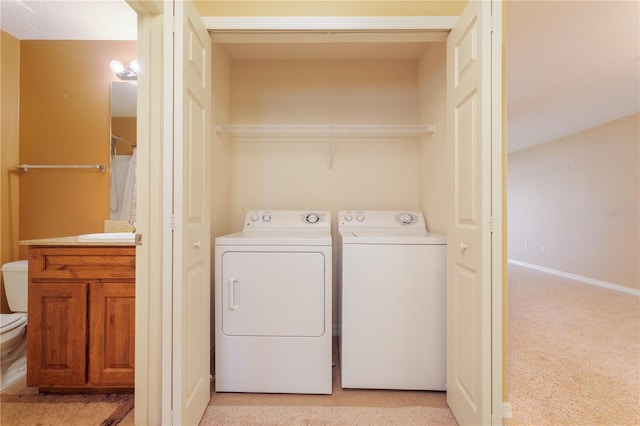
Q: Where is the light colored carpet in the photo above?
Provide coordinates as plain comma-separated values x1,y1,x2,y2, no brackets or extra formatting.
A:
0,393,134,426
508,263,640,425
200,405,457,425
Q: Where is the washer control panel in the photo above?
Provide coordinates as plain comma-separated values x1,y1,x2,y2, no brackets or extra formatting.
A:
395,212,418,226
244,210,330,229
339,210,424,228
342,212,366,223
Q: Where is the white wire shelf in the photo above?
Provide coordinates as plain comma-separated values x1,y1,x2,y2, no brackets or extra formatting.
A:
216,124,436,138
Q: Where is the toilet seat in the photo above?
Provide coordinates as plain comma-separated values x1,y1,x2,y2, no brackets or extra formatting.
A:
0,313,27,335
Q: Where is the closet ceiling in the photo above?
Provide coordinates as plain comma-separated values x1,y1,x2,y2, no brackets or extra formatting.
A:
213,32,448,61
2,1,637,153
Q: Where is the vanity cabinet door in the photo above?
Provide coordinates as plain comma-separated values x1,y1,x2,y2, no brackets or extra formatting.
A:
27,282,88,387
27,246,136,391
88,282,135,386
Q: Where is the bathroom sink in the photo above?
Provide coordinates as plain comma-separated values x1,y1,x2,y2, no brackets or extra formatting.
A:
78,232,135,242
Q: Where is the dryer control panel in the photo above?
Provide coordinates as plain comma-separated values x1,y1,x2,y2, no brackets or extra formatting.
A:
244,210,331,229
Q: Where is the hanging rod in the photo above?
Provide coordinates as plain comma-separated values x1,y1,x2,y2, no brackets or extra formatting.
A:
13,164,106,172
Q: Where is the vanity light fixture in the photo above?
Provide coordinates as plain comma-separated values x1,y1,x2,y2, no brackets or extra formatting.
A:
110,60,138,81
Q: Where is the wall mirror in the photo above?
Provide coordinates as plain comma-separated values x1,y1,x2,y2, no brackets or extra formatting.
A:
110,81,137,220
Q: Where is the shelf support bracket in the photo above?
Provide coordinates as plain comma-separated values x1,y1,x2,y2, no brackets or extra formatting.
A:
328,127,335,170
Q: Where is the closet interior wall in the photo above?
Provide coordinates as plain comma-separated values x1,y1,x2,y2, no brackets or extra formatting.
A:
209,35,448,333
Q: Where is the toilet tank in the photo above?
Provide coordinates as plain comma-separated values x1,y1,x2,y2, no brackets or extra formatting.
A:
2,260,28,313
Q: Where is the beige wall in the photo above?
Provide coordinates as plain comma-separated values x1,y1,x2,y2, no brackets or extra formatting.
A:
226,58,423,231
508,113,640,291
211,43,232,240
210,43,232,361
417,42,447,235
211,45,447,331
1,30,21,313
18,40,136,257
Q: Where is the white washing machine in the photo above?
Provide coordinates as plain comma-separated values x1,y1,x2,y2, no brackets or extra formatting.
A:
338,210,446,391
214,210,332,394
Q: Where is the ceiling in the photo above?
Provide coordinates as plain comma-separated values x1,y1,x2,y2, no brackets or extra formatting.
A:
507,1,639,153
0,0,136,40
1,1,638,153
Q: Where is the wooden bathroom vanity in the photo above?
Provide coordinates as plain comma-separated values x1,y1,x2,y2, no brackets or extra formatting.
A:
20,238,135,392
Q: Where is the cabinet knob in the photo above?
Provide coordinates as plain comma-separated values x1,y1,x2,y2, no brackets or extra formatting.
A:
194,241,202,249
460,242,468,252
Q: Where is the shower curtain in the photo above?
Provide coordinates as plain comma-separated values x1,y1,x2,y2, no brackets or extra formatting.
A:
110,154,131,220
120,148,137,223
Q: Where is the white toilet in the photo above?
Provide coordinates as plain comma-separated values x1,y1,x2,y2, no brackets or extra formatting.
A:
1,260,28,391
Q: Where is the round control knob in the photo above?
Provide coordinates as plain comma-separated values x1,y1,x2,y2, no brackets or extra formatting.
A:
400,214,414,225
262,214,272,222
306,213,320,224
356,214,365,222
250,214,259,222
344,214,353,222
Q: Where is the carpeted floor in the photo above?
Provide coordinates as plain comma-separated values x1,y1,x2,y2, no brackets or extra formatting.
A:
508,263,640,425
200,405,457,425
0,393,134,426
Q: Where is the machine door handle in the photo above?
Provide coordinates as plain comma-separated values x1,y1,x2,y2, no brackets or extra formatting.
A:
228,279,239,310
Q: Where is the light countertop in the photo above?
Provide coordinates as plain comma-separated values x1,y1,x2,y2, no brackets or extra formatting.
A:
20,235,137,247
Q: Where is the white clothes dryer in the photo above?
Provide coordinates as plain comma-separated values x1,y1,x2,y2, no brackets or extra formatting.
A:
214,210,332,394
338,210,446,391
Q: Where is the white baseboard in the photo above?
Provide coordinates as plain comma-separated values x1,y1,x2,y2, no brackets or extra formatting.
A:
502,401,513,419
508,259,640,297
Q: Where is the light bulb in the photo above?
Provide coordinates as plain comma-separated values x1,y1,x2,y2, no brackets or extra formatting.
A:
129,60,140,73
110,60,125,74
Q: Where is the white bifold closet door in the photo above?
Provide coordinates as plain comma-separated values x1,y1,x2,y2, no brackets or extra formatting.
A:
446,0,501,425
170,0,212,424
